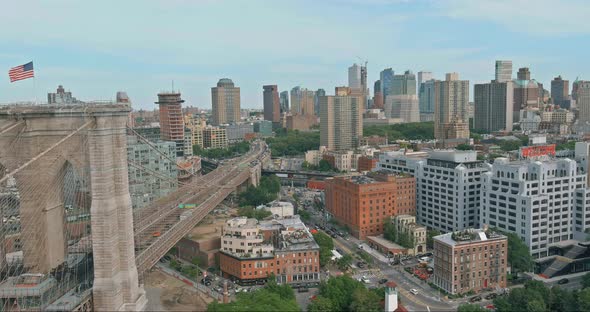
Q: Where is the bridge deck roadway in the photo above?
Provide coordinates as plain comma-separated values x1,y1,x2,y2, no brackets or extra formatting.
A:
133,141,269,275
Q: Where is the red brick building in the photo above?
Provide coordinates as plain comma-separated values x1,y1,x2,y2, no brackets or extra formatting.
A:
433,229,508,295
324,172,416,239
219,216,320,286
357,156,378,172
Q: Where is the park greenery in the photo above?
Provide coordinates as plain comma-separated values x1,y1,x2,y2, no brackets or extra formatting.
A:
238,175,281,207
456,143,474,151
492,228,534,275
337,254,353,271
193,141,250,159
169,259,200,279
302,159,337,172
584,272,590,289
383,221,414,249
307,276,383,312
265,129,320,156
363,122,435,140
556,140,576,151
207,275,299,311
493,280,590,312
298,209,311,222
237,206,272,220
312,231,334,267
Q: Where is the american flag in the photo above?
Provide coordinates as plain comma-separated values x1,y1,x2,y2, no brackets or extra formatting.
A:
8,62,34,83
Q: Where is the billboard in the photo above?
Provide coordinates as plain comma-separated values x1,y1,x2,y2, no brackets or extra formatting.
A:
520,144,556,158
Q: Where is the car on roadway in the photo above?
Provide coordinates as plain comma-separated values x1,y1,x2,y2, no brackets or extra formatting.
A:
410,289,419,295
336,248,344,254
558,278,569,285
378,278,388,285
469,296,482,302
357,262,365,269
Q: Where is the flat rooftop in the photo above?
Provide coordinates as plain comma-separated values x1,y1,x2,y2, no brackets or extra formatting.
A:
435,229,506,247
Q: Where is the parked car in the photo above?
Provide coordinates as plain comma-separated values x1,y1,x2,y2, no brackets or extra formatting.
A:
336,248,344,254
485,293,497,300
357,262,365,269
378,278,388,285
558,278,569,285
410,289,419,295
470,296,482,303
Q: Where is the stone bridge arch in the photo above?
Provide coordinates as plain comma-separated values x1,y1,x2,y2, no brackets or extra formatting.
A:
0,104,146,311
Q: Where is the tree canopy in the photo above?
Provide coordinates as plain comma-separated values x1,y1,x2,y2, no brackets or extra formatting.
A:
456,143,474,151
308,276,382,312
313,232,334,267
383,221,414,249
493,280,590,312
363,122,434,140
494,229,534,274
207,279,299,312
427,229,441,249
238,175,281,207
265,130,320,156
193,141,250,159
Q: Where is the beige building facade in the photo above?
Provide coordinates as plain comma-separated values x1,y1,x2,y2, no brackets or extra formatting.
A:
320,87,363,151
434,73,470,140
212,78,241,125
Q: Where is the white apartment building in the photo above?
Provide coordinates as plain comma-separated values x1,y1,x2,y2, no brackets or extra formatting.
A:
480,158,586,258
377,150,489,232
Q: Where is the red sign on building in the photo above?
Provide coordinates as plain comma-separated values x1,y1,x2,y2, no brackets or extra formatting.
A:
520,144,556,158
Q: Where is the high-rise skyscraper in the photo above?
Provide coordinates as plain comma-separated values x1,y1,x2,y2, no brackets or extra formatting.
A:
155,92,185,156
513,68,540,121
419,79,436,121
577,81,590,124
320,87,363,151
474,80,514,132
517,67,531,80
290,86,315,116
434,73,470,140
380,68,395,97
373,80,383,109
385,95,420,123
211,78,241,126
314,88,326,117
551,76,569,107
279,90,289,113
392,70,417,96
348,63,362,89
495,60,513,82
417,71,433,88
263,85,280,123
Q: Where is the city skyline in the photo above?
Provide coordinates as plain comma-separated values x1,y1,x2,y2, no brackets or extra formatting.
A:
2,0,590,110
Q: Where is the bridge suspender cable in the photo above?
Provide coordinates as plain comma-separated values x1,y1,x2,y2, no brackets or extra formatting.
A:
0,120,93,185
0,121,23,135
127,126,197,177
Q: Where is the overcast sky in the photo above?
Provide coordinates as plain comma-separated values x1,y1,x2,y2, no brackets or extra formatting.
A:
2,0,589,109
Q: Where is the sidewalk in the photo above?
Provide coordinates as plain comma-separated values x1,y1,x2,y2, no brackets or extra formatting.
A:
156,263,231,302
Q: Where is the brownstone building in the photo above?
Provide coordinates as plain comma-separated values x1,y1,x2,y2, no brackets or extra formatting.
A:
433,229,508,295
219,216,321,285
324,172,416,239
357,156,378,172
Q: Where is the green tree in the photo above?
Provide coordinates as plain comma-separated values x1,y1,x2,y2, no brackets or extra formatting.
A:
456,143,473,151
316,275,364,311
578,288,590,312
582,272,590,289
549,286,577,312
313,232,334,266
383,220,397,242
349,287,381,312
299,209,311,221
502,230,534,274
426,229,441,249
457,303,488,312
191,257,201,267
237,206,272,220
363,122,435,140
265,130,320,156
498,140,522,152
337,254,353,271
308,296,334,312
318,159,334,172
208,288,300,311
556,141,576,151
